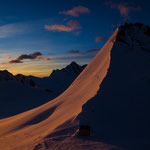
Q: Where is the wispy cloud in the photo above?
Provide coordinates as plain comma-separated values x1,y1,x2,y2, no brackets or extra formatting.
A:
0,52,51,65
68,50,83,54
49,48,99,62
67,48,100,55
105,1,141,19
95,36,105,43
1,48,100,65
52,55,93,61
87,48,99,53
53,48,100,60
45,20,80,32
0,23,31,38
59,6,90,17
0,18,55,38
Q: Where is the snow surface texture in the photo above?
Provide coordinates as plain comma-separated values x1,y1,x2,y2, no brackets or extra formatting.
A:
0,62,85,118
0,23,149,150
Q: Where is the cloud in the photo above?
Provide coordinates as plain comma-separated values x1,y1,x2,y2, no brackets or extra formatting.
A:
68,50,83,54
105,1,141,19
0,23,31,38
95,36,105,43
4,56,14,60
45,20,80,32
0,52,51,65
53,48,100,60
45,25,73,32
59,6,90,17
87,48,100,53
68,48,99,55
52,55,93,61
0,48,100,65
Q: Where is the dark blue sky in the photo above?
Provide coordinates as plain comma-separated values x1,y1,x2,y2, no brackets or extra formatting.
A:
0,0,149,77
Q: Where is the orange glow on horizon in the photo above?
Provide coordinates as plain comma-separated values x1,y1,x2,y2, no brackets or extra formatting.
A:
10,69,52,77
0,62,67,77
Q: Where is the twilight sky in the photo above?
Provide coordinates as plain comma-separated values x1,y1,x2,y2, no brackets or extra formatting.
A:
0,0,149,77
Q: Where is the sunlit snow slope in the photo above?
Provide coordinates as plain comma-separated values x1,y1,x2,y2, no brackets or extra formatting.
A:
0,28,118,150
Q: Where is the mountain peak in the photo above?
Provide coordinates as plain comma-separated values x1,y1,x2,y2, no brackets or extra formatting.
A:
0,70,14,81
70,61,78,66
0,70,11,74
50,61,86,77
115,22,150,53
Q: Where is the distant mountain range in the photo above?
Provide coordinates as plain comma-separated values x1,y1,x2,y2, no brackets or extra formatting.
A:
0,62,86,118
29,61,87,94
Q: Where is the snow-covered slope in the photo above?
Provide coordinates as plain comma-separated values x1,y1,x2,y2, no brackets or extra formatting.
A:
0,71,55,119
0,23,149,150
